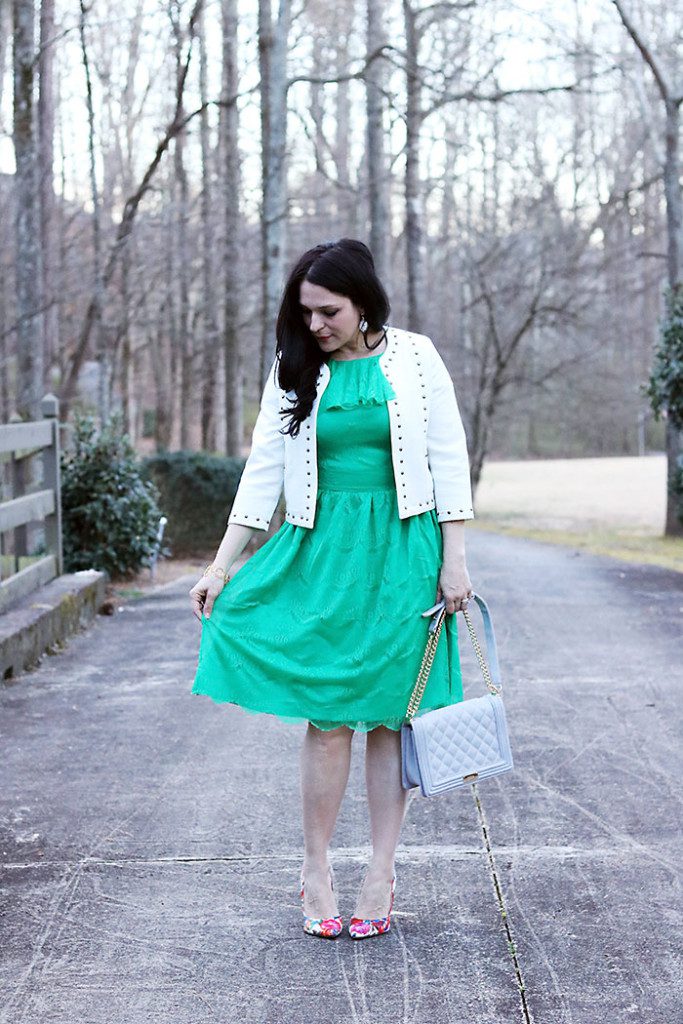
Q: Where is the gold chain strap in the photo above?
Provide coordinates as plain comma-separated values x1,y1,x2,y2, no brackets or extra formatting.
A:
404,604,501,723
405,608,447,722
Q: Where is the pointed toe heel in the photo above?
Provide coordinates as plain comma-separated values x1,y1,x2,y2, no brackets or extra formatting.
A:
299,867,343,939
348,873,396,940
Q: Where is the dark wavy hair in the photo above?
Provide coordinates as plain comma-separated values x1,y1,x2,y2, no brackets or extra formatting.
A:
274,238,391,437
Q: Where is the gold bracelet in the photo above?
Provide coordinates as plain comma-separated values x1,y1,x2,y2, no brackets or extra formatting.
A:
203,563,230,584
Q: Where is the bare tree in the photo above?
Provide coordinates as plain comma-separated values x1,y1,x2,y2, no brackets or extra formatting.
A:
38,0,58,377
0,0,673,502
259,0,291,389
78,0,108,420
464,211,590,487
402,0,425,331
13,0,43,419
221,0,243,456
170,0,193,449
611,0,682,536
152,226,175,451
334,0,354,234
366,0,390,283
400,0,476,332
195,5,216,451
307,26,327,224
118,0,145,436
0,0,10,115
60,0,204,420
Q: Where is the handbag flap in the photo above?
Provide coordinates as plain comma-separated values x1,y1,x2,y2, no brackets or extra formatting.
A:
411,695,512,789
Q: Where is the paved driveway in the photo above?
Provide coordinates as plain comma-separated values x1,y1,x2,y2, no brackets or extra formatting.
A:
1,531,681,1023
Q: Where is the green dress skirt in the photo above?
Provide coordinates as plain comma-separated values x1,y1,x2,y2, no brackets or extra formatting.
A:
191,352,463,731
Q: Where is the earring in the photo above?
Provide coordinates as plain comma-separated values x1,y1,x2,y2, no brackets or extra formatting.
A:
359,315,368,334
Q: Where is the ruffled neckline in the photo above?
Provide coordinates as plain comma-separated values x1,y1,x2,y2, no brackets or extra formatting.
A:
323,354,396,410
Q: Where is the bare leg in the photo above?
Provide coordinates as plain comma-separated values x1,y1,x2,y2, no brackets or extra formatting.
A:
300,722,353,918
353,725,410,918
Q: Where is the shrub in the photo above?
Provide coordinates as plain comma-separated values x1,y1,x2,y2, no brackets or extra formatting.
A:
673,454,683,522
646,285,683,430
645,285,683,525
61,412,166,580
141,449,246,557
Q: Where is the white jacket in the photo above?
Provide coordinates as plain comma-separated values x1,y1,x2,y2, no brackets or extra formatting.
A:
228,326,474,531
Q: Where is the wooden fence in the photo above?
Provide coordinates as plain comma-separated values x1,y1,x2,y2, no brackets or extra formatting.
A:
0,395,63,613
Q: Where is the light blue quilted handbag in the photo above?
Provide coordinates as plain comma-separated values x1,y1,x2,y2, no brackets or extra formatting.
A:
401,593,513,796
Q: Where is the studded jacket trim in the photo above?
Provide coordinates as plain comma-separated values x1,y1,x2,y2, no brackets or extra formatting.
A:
227,327,475,532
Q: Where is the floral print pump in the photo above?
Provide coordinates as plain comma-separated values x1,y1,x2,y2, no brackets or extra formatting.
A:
348,873,396,939
299,865,343,939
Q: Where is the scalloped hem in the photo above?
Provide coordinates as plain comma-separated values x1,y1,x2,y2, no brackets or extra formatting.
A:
191,690,408,732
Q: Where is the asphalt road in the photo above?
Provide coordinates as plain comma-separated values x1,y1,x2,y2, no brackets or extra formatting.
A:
1,530,681,1024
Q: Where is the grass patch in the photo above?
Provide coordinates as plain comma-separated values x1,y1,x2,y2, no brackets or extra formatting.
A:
470,517,683,574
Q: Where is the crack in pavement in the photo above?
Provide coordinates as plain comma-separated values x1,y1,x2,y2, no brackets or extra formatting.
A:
0,843,635,872
472,785,534,1024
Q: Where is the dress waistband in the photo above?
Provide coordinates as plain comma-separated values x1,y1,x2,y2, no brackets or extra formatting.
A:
317,458,396,492
317,482,396,494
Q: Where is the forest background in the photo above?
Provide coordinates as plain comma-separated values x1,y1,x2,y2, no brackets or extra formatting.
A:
2,0,682,548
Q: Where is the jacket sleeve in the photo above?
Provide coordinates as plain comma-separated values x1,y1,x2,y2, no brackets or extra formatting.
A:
425,340,475,522
227,356,285,532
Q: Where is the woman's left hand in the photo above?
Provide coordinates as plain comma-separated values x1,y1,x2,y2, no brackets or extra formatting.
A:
436,559,473,614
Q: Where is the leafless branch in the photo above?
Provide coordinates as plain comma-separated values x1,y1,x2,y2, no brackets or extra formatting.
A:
611,0,675,102
62,0,207,407
287,44,398,87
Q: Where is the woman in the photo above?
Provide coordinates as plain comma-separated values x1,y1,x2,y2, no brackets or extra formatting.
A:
190,238,474,940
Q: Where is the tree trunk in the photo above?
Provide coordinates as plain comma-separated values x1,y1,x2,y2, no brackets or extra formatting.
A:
335,6,353,234
13,0,43,419
38,0,57,378
197,6,217,451
663,97,683,535
309,43,325,223
55,69,67,387
0,0,10,113
171,5,192,449
663,99,682,294
221,0,243,457
0,245,9,420
437,132,459,362
402,0,424,332
79,0,107,421
119,0,144,437
156,203,176,451
258,0,290,390
365,0,390,284
152,317,174,452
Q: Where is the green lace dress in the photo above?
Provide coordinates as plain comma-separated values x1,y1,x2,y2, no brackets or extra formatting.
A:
191,352,463,731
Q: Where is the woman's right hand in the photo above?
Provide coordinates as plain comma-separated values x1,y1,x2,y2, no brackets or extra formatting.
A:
189,574,227,622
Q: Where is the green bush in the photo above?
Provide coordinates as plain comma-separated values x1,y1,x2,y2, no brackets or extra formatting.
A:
646,285,683,430
645,285,683,525
141,449,246,557
672,454,683,523
61,412,167,580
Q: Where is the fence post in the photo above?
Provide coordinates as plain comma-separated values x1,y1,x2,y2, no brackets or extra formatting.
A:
41,394,63,576
8,412,27,572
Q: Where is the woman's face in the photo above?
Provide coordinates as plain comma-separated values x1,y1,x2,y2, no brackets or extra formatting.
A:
299,280,363,356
